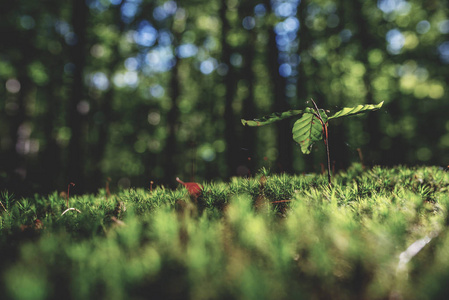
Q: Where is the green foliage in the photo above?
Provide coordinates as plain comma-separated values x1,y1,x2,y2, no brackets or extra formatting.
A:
1,165,449,299
243,101,384,155
2,0,449,194
240,110,304,126
292,108,329,154
328,102,385,120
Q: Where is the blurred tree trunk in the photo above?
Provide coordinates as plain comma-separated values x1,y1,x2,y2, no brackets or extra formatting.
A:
240,1,257,174
351,0,383,165
90,3,125,191
7,73,31,186
296,0,314,172
164,55,180,187
41,79,62,193
265,0,291,173
327,0,349,171
220,0,239,177
1,2,34,193
67,0,88,191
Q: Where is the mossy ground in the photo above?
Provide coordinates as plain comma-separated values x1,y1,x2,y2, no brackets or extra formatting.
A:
1,164,449,299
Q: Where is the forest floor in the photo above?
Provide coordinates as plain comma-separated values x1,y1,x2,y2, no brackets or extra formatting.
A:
1,163,449,300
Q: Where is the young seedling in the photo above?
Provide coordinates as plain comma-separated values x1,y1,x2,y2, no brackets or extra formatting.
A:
242,100,383,186
61,182,82,216
176,177,203,198
105,177,111,201
66,182,75,208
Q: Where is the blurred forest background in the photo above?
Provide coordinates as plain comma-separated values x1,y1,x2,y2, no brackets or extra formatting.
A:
1,0,448,195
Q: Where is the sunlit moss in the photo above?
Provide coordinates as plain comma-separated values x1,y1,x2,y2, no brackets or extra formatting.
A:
5,266,48,300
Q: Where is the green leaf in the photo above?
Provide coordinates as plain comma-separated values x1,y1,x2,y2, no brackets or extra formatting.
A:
241,109,303,126
328,101,384,120
292,108,328,154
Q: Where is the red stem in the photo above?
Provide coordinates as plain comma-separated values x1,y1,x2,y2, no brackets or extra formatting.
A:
67,182,75,208
270,200,292,204
176,177,185,185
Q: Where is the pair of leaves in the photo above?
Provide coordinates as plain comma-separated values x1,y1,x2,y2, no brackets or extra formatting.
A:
292,108,328,154
242,101,384,154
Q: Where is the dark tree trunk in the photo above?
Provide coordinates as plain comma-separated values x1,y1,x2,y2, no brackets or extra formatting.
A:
265,0,291,173
239,1,257,175
90,3,125,191
296,0,315,172
6,74,31,191
1,14,35,193
326,0,349,171
220,0,239,177
67,0,88,191
41,79,62,193
163,56,180,187
351,0,383,165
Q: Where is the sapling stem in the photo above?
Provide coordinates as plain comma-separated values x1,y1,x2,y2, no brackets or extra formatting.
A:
357,148,365,169
106,177,111,201
310,99,332,187
241,99,382,187
67,182,75,208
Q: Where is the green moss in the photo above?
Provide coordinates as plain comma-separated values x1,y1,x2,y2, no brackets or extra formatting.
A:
1,164,449,298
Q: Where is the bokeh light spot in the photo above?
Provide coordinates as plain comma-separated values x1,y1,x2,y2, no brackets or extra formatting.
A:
6,79,21,93
279,63,292,77
416,20,430,34
242,16,255,30
416,147,432,161
429,83,444,99
150,84,165,98
200,59,216,75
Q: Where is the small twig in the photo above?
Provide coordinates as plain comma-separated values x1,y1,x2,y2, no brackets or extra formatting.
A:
356,148,365,169
150,180,154,192
106,177,111,201
310,99,332,187
270,200,292,204
66,182,75,208
61,207,82,216
0,200,10,216
111,216,126,226
176,177,185,185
